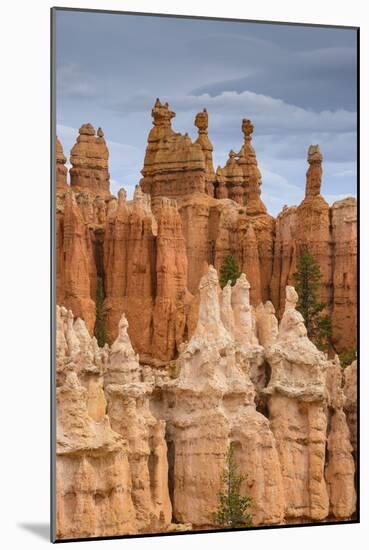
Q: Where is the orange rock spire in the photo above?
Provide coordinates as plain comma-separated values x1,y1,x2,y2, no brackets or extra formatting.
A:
70,123,111,199
194,108,215,196
56,137,68,192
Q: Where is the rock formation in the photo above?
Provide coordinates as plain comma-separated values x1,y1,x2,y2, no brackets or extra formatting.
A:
331,198,357,352
55,270,357,538
103,188,155,352
344,360,358,464
56,106,356,354
56,191,96,334
152,198,193,362
238,118,267,215
56,306,137,539
168,267,285,527
223,150,244,204
325,356,356,518
104,314,172,532
141,99,206,212
194,108,215,196
264,286,356,521
70,123,111,199
56,137,68,192
56,306,172,539
55,102,357,538
270,145,356,352
103,190,193,363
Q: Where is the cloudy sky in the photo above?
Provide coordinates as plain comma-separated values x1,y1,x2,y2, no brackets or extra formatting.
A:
55,10,357,215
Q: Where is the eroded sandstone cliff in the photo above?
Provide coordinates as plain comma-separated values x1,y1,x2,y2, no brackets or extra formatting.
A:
55,101,357,538
56,102,357,356
56,270,357,538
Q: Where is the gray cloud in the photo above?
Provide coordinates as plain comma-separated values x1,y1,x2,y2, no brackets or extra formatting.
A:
55,10,357,214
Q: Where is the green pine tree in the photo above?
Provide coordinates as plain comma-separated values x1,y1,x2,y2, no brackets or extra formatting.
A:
339,349,357,368
94,276,109,347
213,443,253,529
219,255,241,289
293,248,332,351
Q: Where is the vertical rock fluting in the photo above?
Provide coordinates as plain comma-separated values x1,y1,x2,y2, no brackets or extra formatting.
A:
264,285,330,521
223,150,244,204
325,356,356,518
264,286,356,521
194,109,215,196
270,206,298,314
343,360,358,464
271,146,332,314
56,306,137,539
169,267,285,527
104,314,172,532
103,190,193,362
152,198,192,362
141,99,207,213
56,307,172,538
331,198,357,353
238,118,267,215
56,191,96,334
239,222,262,305
103,191,155,353
269,146,357,351
56,137,69,192
70,124,111,199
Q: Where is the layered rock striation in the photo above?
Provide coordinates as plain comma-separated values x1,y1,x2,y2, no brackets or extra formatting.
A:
264,286,355,521
56,268,357,538
56,306,172,539
55,104,357,356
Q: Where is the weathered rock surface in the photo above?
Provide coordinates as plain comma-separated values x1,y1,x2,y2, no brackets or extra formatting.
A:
103,191,192,362
56,191,96,334
56,306,172,539
325,356,356,519
55,103,357,538
194,108,215,196
104,314,172,532
56,306,136,539
344,360,358,463
70,124,111,199
56,137,69,192
141,99,206,212
331,199,357,352
270,146,356,352
168,267,284,527
103,190,155,352
55,108,356,354
264,287,356,521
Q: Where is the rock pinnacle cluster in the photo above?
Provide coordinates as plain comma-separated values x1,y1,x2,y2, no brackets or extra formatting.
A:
55,101,357,539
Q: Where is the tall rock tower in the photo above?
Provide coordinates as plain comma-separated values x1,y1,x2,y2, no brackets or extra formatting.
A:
70,123,111,199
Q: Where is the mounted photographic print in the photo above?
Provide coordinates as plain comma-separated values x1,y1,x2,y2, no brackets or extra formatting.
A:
51,7,359,542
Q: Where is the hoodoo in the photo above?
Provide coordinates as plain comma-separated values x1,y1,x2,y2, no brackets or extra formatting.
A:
55,101,357,538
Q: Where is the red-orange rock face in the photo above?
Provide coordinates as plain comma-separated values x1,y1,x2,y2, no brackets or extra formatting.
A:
152,198,193,361
270,145,356,351
331,198,357,353
194,109,215,196
56,137,69,192
70,124,111,199
55,104,357,537
102,190,193,363
141,99,206,212
56,107,357,358
103,195,155,354
56,191,96,334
